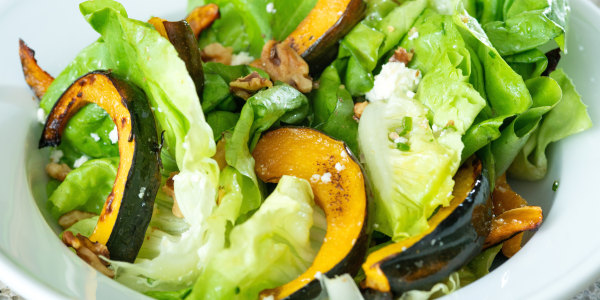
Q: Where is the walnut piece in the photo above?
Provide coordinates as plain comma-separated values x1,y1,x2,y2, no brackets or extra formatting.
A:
251,40,313,93
162,172,183,218
353,101,369,120
230,71,273,99
201,43,233,65
389,47,414,65
45,162,71,181
62,231,114,278
58,210,97,229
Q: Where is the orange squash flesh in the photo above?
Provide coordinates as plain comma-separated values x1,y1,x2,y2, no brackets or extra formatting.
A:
491,174,540,257
252,127,367,299
484,206,543,248
40,72,133,245
18,39,54,100
362,160,483,292
284,0,365,72
39,71,161,262
186,4,220,37
148,17,168,38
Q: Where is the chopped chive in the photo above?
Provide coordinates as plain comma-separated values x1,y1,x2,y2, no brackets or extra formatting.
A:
396,142,410,151
396,116,413,136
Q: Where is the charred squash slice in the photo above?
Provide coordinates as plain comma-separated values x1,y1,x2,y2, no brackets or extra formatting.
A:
18,39,54,99
285,0,366,73
185,3,220,37
148,18,204,96
39,71,161,262
363,158,492,295
252,127,368,299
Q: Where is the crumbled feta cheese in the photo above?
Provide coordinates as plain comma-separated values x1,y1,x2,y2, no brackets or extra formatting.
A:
108,126,118,144
314,271,323,279
340,150,347,158
231,52,255,66
365,62,421,102
138,187,146,199
393,136,408,144
263,296,275,300
311,174,321,183
37,108,46,124
266,2,276,13
334,162,345,172
73,155,89,168
321,172,332,184
50,149,63,163
90,133,100,142
408,27,419,40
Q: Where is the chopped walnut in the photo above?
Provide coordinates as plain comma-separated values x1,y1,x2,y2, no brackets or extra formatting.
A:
250,40,313,93
45,162,71,181
201,43,233,65
353,101,369,120
58,210,97,229
162,172,183,218
62,231,114,278
389,47,414,65
230,71,273,99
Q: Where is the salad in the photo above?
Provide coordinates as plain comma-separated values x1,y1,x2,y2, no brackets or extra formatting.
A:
18,0,592,299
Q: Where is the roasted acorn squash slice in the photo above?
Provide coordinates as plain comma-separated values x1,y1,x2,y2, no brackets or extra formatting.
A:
285,0,366,73
39,71,161,262
362,158,492,295
18,39,54,100
252,127,369,299
148,18,204,96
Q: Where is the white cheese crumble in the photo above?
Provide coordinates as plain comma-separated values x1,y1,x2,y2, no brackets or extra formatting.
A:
340,150,347,158
90,133,100,142
50,149,63,163
310,174,321,183
73,155,89,168
37,108,46,124
393,136,408,144
365,62,421,102
408,27,419,40
321,172,332,184
108,126,118,144
138,187,146,199
231,52,255,66
334,162,345,172
266,2,276,13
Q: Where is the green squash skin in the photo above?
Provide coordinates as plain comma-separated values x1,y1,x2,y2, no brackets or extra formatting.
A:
163,20,204,97
301,0,366,75
39,71,161,263
378,159,492,295
104,74,161,263
282,143,371,300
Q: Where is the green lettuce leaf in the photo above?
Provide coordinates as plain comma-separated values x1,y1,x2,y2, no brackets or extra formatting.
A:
509,69,592,180
189,0,316,57
61,216,99,239
490,76,562,176
48,157,118,218
188,176,318,300
226,84,309,186
311,65,359,155
48,0,220,291
481,0,569,55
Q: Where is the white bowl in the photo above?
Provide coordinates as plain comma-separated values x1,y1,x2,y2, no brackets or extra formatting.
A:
0,1,598,299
